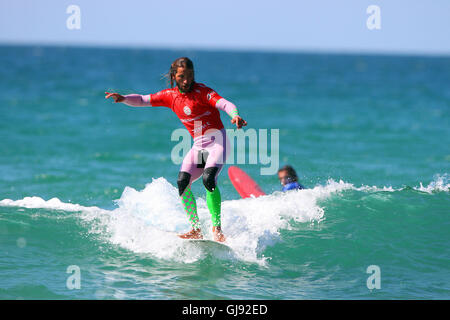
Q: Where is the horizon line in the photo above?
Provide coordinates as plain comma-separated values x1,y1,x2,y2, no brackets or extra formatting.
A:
1,40,450,59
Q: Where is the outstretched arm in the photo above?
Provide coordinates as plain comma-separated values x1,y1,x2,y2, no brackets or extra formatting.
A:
105,92,151,107
215,98,247,129
121,94,151,107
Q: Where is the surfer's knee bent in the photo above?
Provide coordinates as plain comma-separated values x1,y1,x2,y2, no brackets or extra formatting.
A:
177,171,191,196
203,167,219,192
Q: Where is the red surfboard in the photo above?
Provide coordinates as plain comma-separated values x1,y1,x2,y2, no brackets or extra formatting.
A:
228,166,266,199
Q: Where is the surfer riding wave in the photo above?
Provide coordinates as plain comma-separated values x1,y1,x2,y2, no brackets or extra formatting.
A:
105,57,247,242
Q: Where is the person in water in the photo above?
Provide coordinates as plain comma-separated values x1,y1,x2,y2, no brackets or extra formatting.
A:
105,57,247,242
277,165,305,191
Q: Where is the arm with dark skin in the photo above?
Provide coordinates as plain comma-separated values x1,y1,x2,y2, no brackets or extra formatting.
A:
231,116,247,129
105,92,124,103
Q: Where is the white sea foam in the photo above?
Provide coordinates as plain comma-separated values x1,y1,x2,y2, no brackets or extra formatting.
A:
78,177,352,265
1,175,447,265
0,196,104,213
414,174,449,193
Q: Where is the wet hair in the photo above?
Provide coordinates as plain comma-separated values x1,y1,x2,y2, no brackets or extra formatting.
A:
166,57,195,88
278,165,298,183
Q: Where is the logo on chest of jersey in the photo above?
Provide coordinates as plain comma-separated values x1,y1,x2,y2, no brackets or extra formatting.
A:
180,110,211,123
183,105,191,115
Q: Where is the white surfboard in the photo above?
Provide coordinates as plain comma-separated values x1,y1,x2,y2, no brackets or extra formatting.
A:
185,239,233,256
167,231,231,250
185,239,230,248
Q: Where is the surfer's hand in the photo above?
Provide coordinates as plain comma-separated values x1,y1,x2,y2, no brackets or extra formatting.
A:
231,116,247,129
105,92,125,103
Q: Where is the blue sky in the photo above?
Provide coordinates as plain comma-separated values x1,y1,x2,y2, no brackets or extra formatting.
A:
1,0,450,55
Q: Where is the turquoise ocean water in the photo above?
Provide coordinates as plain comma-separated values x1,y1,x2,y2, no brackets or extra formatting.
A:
0,45,449,299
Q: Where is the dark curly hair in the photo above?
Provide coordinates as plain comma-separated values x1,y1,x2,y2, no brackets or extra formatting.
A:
166,57,195,88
